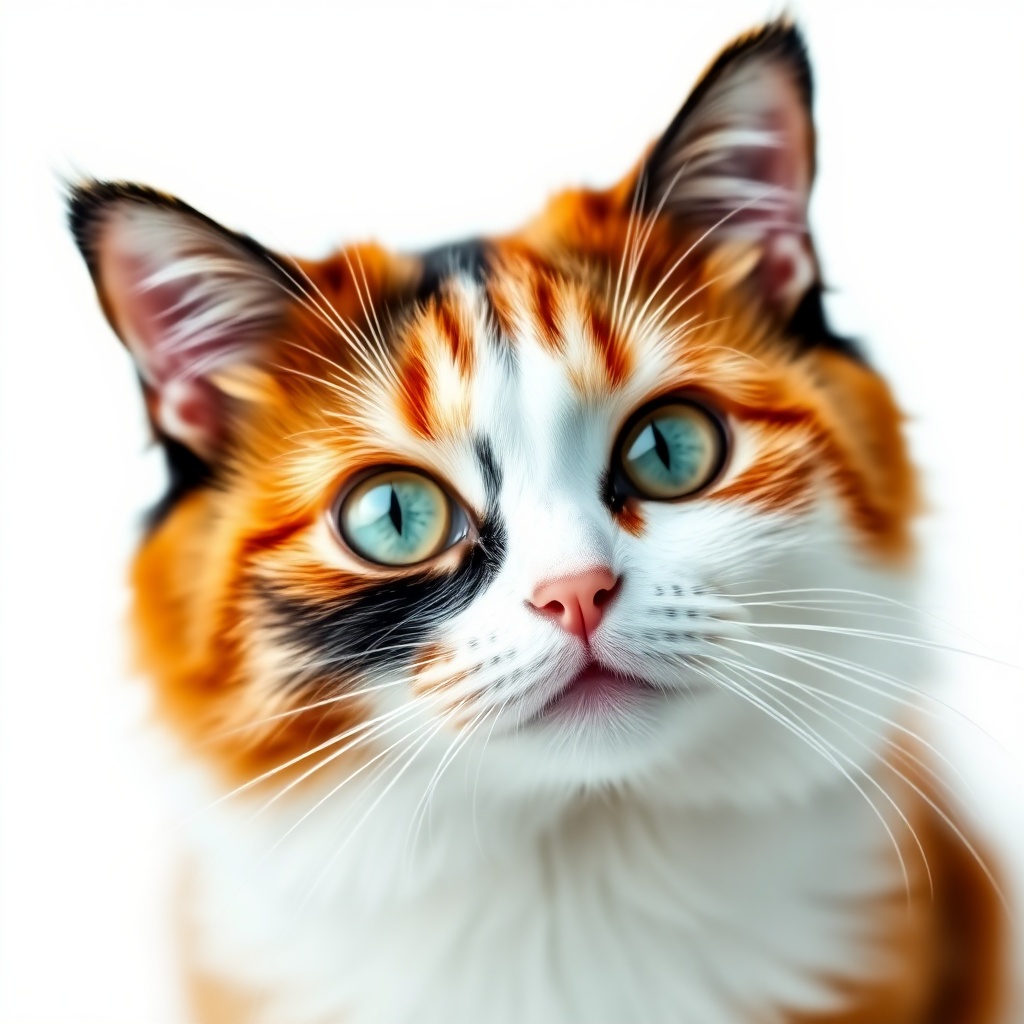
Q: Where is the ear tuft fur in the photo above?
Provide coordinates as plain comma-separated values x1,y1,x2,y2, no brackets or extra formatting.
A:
68,181,297,460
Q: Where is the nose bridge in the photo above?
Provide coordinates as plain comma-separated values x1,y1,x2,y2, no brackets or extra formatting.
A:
496,386,620,627
510,488,614,585
499,359,614,575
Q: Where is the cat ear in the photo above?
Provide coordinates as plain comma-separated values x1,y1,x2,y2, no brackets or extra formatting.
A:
644,21,818,317
69,182,297,460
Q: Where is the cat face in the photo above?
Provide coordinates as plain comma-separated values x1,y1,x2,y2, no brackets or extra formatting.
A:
70,22,919,804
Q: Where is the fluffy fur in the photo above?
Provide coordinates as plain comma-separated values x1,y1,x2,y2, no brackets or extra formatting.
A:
70,21,1007,1023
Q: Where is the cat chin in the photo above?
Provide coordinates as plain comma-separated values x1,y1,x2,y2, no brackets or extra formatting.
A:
437,683,817,804
500,684,706,790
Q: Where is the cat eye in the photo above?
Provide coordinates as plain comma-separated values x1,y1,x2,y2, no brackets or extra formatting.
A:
336,469,467,567
616,400,726,500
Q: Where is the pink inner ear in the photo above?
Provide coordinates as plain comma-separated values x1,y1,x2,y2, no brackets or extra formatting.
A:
709,67,813,234
759,86,816,313
103,248,232,454
656,57,818,315
106,248,241,384
97,214,276,457
155,377,225,452
760,232,815,314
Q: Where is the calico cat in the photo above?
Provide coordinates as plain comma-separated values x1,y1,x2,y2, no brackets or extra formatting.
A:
69,21,1008,1024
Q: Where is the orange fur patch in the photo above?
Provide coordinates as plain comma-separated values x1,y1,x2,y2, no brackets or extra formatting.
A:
613,502,646,538
785,765,1007,1024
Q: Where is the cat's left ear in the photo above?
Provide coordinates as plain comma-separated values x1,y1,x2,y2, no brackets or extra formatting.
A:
69,182,299,460
643,21,818,318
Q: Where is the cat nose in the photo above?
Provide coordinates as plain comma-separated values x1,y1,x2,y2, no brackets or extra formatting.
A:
528,566,620,643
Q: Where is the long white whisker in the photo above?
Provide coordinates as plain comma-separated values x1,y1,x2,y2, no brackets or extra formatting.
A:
343,249,403,391
611,167,647,338
722,656,934,895
618,155,720,341
720,653,1011,916
743,622,1020,671
353,249,390,355
209,713,440,930
698,660,914,902
715,643,975,798
404,702,493,870
272,254,395,389
201,685,449,813
727,636,1020,765
288,698,471,923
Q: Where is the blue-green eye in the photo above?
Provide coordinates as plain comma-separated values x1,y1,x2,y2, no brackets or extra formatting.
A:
339,470,456,566
619,402,724,499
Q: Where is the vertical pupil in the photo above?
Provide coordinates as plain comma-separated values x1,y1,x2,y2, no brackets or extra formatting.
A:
388,486,403,534
651,421,671,470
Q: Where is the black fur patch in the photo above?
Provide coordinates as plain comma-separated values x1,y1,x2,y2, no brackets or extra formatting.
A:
405,237,519,363
785,287,863,361
143,434,214,531
473,437,502,504
260,443,506,682
415,238,490,302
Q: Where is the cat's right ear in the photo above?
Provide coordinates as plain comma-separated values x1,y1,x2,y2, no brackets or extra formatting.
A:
68,182,299,461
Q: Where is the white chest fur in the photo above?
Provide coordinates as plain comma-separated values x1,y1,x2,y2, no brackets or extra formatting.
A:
186,767,903,1024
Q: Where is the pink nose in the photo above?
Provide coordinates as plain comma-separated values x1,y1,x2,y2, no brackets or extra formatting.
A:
528,566,620,642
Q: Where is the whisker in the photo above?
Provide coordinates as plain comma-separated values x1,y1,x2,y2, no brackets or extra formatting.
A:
209,713,440,931
742,621,1021,672
404,702,493,869
717,644,975,798
697,660,915,903
618,156,718,341
717,653,1011,916
629,185,780,339
730,586,999,651
199,684,449,813
610,165,647,339
723,637,1023,779
272,254,395,389
204,679,406,741
288,698,471,922
205,651,467,741
352,249,390,356
715,655,934,896
278,338,383,403
727,636,970,724
343,249,402,391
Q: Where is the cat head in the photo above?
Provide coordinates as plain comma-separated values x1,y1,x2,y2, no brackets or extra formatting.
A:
70,22,919,808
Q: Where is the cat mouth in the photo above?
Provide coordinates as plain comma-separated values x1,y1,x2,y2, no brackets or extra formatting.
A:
534,662,662,724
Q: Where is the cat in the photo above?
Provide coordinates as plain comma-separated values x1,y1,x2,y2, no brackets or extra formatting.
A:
69,20,1008,1024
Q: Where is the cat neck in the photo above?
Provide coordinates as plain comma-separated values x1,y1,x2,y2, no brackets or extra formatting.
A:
184,757,912,1024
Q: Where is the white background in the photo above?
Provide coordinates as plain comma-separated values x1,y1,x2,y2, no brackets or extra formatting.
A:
1,0,1022,1020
